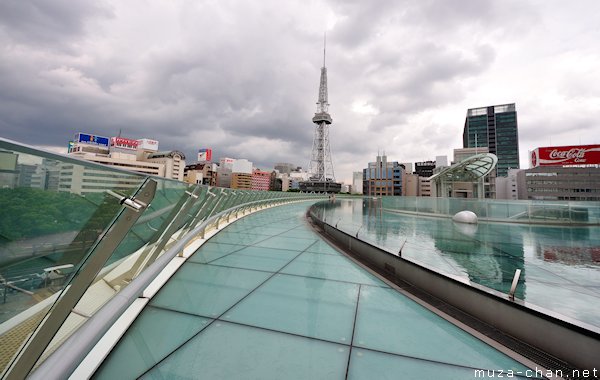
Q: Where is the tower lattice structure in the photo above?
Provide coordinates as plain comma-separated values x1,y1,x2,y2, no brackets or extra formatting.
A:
308,38,335,182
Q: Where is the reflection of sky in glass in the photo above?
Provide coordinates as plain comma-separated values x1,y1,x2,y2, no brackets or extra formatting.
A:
319,199,600,329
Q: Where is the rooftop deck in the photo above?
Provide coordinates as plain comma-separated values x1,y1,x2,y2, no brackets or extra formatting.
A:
94,202,536,379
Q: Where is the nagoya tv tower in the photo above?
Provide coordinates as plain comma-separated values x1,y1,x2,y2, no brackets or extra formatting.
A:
301,35,341,193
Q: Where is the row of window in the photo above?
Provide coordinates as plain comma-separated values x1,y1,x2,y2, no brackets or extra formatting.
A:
528,188,600,193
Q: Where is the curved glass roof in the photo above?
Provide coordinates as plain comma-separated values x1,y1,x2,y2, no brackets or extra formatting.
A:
96,201,534,379
429,153,497,182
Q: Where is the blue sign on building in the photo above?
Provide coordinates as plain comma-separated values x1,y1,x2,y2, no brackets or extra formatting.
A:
76,133,109,147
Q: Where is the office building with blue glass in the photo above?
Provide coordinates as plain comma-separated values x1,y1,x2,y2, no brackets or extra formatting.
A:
362,154,404,196
463,103,520,177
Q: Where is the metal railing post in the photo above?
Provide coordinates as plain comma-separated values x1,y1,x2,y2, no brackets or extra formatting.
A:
4,179,157,380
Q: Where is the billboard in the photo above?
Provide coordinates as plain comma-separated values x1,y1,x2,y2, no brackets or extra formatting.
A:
76,133,109,148
530,144,600,167
111,137,139,150
198,148,212,162
137,138,159,151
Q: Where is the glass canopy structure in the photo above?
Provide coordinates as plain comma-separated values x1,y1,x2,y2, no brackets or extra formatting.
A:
429,153,498,199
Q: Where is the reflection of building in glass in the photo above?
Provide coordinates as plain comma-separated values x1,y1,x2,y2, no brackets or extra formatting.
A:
463,103,519,178
362,155,404,196
57,164,142,195
0,151,18,188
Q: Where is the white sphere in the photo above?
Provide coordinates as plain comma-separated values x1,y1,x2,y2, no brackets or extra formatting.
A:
452,210,478,224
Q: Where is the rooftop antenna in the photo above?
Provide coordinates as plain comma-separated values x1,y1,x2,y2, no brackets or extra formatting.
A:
323,32,326,67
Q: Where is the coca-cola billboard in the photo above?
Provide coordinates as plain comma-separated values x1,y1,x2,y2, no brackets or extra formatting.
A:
530,144,600,167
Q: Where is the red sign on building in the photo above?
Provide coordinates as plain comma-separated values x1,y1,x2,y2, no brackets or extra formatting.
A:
530,144,600,167
111,137,139,150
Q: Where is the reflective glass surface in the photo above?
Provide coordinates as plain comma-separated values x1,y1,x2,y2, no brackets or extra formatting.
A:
315,199,600,328
98,202,534,378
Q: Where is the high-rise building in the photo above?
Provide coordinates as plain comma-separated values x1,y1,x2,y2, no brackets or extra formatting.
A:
463,103,519,177
362,155,403,196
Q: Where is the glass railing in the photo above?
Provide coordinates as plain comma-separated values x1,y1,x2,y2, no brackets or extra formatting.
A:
380,196,600,225
0,138,324,378
310,197,600,331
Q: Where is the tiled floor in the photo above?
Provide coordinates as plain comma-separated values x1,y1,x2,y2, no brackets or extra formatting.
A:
94,202,539,379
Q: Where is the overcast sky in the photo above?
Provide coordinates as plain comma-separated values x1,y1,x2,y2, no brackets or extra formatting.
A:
1,0,599,183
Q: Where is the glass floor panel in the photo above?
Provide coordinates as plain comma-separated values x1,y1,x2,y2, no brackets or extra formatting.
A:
254,235,319,252
347,348,541,380
187,242,247,264
150,264,271,318
353,286,532,372
306,240,345,256
140,321,349,380
94,307,211,380
225,273,359,343
98,201,539,379
281,251,388,287
210,246,300,272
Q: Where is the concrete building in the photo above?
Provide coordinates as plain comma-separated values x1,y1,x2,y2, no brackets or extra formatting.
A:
232,159,252,175
517,166,600,201
252,169,271,191
419,176,432,197
231,173,252,190
362,155,403,196
66,133,186,180
145,151,186,181
496,169,520,200
403,173,419,196
414,161,436,178
463,103,519,177
184,162,218,186
352,172,363,194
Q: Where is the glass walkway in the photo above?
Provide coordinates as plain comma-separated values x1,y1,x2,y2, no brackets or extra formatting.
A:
94,202,536,379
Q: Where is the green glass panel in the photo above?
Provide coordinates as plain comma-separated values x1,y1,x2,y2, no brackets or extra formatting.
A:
150,264,270,318
347,349,543,380
226,274,358,342
187,242,246,264
254,236,318,252
281,252,387,286
94,307,210,380
210,246,298,272
141,322,348,380
353,286,532,372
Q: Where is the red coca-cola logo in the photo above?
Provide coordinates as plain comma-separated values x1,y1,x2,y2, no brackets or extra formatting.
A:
549,148,586,160
531,151,537,167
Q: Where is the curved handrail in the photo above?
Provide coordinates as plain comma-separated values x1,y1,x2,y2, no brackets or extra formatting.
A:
28,196,323,380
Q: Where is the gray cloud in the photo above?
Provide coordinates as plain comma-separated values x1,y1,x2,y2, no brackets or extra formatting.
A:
1,0,599,183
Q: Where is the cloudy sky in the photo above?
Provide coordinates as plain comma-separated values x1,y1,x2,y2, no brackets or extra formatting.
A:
1,0,599,183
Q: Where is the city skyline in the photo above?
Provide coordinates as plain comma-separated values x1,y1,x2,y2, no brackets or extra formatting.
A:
1,1,600,184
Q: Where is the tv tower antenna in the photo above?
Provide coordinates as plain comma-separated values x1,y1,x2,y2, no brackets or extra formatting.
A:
308,33,335,183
